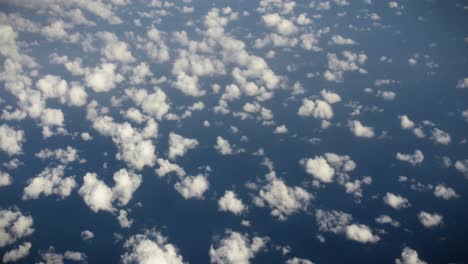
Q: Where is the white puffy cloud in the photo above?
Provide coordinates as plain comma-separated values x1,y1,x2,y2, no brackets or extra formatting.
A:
92,115,156,170
321,90,341,104
130,62,152,84
79,172,115,213
383,192,411,210
81,230,94,241
396,150,424,166
0,171,13,187
418,211,443,228
431,128,451,145
79,169,142,213
125,88,170,120
273,125,288,134
0,208,34,247
253,173,312,220
455,160,468,178
330,35,356,46
315,209,352,234
209,230,268,264
122,230,185,264
23,165,77,200
348,120,375,138
286,257,314,264
112,169,142,206
0,124,25,156
35,146,79,164
375,215,400,227
395,247,427,264
168,133,199,160
85,63,123,92
2,242,31,263
155,158,186,178
399,115,415,130
297,99,333,120
174,174,209,199
262,13,297,36
96,31,135,63
324,52,367,82
214,136,234,155
39,247,87,264
117,209,133,228
345,224,380,244
218,190,246,215
302,156,335,183
174,72,206,97
145,27,170,63
433,185,459,200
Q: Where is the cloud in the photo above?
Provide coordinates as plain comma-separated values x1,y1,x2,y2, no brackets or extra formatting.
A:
329,35,356,45
218,190,246,215
418,211,443,228
383,192,411,210
78,169,141,213
0,208,34,247
321,90,341,104
122,230,185,264
396,150,424,166
35,146,79,164
0,124,25,156
168,133,199,160
125,88,170,120
85,63,123,92
273,124,288,134
395,247,427,264
81,230,94,241
117,209,133,228
302,156,335,183
348,120,375,138
2,242,31,263
253,173,312,220
399,115,415,129
96,31,135,63
455,160,468,178
430,128,451,145
433,185,459,200
286,257,314,264
209,230,268,264
375,215,400,227
298,99,333,120
0,171,13,187
456,77,468,88
174,72,206,97
214,136,234,155
39,247,87,264
345,224,380,244
155,158,186,178
174,174,209,199
315,209,352,234
23,165,77,200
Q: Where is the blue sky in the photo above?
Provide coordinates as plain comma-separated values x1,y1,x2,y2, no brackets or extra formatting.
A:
0,0,468,263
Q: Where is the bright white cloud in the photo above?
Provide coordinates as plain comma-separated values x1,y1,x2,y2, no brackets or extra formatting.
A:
218,190,246,215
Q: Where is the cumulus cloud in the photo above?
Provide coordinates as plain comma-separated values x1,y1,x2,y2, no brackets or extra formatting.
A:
85,63,123,92
35,146,79,164
430,128,451,145
298,99,333,120
122,230,185,263
209,230,268,264
375,215,400,227
168,133,199,160
315,209,352,234
433,185,459,200
321,90,341,104
395,247,427,264
218,190,246,215
418,211,443,228
23,165,77,200
0,171,13,187
273,124,288,134
0,208,34,247
302,156,335,183
345,224,380,244
383,192,411,210
399,115,415,130
455,160,468,178
2,242,31,263
456,78,468,89
125,88,170,120
0,124,25,156
348,120,375,138
81,230,94,241
396,150,424,166
286,257,314,264
253,173,312,220
96,31,135,63
174,174,209,199
155,158,186,178
78,169,142,213
214,136,235,155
